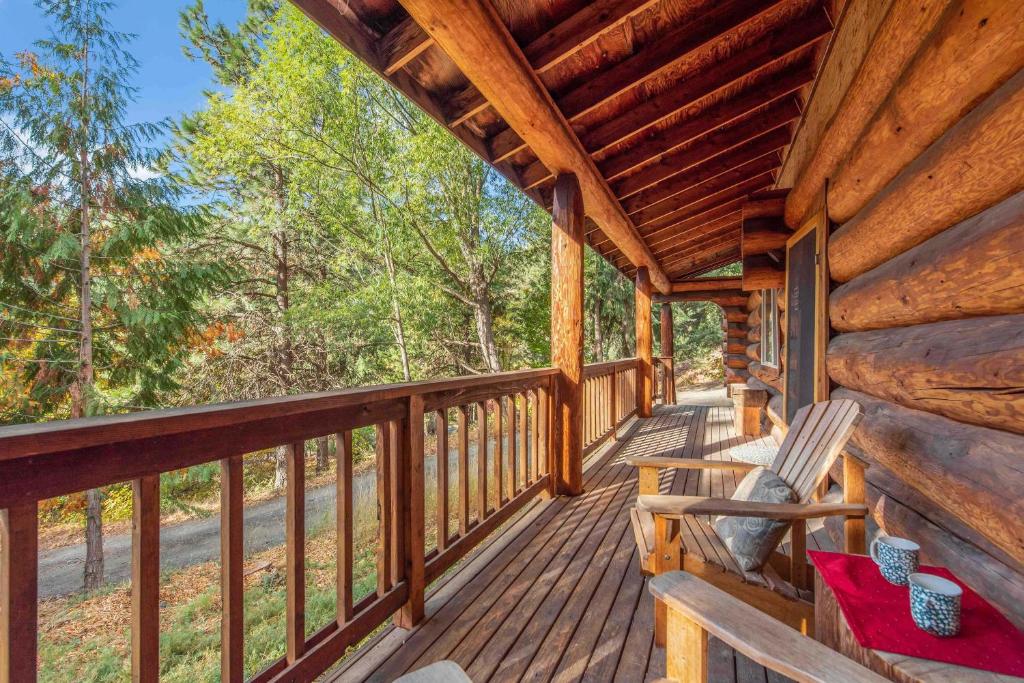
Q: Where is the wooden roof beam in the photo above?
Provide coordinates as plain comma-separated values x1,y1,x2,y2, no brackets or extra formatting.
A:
493,2,832,163
399,0,671,293
668,278,743,293
381,17,433,75
444,0,662,126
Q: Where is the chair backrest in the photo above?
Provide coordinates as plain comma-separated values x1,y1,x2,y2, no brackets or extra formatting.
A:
769,399,862,502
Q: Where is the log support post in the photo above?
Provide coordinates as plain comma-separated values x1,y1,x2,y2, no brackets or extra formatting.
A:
1,503,37,683
551,174,584,496
636,268,653,418
660,303,675,405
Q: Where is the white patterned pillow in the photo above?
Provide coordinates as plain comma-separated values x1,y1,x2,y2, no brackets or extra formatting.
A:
713,466,796,571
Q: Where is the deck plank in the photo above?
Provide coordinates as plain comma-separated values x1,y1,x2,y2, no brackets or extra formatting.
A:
326,394,791,682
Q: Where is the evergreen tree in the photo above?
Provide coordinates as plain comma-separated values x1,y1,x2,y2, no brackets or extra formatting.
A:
0,0,226,590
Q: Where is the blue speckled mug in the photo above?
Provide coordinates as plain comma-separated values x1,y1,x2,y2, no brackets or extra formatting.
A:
870,536,920,586
909,573,962,637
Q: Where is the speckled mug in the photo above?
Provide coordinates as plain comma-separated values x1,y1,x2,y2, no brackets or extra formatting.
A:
870,536,920,586
909,573,962,637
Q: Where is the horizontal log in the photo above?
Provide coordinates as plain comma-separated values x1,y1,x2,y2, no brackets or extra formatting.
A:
829,69,1024,282
669,277,743,293
830,191,1024,331
726,354,749,370
745,376,779,398
746,290,762,312
745,343,760,363
741,216,790,256
833,388,1024,566
748,361,782,393
724,367,750,384
829,0,1024,224
828,316,1024,434
726,343,747,355
746,307,761,328
747,326,761,343
655,292,748,307
741,189,788,220
725,310,748,323
784,0,951,228
742,254,785,291
766,392,785,430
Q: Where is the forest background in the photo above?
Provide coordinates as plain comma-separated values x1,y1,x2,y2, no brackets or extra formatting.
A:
0,1,731,679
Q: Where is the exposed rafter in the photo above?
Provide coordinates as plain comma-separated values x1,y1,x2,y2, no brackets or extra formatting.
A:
397,0,672,293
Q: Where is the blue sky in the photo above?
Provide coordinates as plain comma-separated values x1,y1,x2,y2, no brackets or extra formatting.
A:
0,0,246,126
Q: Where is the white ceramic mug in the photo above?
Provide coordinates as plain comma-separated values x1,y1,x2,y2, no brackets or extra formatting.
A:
909,573,962,637
870,536,920,585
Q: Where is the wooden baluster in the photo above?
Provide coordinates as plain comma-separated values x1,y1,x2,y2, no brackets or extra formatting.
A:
132,475,160,683
539,383,551,483
609,368,618,441
457,406,470,534
220,456,244,683
530,390,540,484
1,503,37,683
507,396,517,500
477,402,488,519
389,420,405,588
376,424,392,595
493,398,504,508
286,441,306,662
435,409,449,552
397,395,425,628
518,392,528,493
336,431,354,624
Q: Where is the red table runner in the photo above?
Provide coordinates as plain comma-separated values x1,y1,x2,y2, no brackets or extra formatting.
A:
809,550,1024,677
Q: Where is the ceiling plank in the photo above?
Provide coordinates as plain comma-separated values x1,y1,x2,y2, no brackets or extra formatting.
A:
645,199,748,250
639,177,773,245
490,0,799,163
610,98,800,199
661,226,742,268
398,0,671,293
600,63,811,181
381,17,434,75
650,211,744,257
444,0,661,126
578,5,832,156
623,129,791,215
673,251,743,279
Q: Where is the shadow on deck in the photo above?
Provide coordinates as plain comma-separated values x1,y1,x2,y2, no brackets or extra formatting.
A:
328,390,833,682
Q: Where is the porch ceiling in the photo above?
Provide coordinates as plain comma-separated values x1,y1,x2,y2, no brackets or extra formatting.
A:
290,0,834,287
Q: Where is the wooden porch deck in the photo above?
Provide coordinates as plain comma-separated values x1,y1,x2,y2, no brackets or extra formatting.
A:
328,391,835,682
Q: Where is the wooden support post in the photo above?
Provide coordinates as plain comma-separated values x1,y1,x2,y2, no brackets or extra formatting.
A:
636,267,654,418
336,432,354,624
1,503,37,683
666,610,708,683
286,441,306,662
397,395,425,629
551,173,585,496
220,456,244,683
843,453,867,554
131,475,160,683
660,303,675,404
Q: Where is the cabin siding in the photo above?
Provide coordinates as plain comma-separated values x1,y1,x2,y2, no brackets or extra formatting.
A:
773,0,1024,628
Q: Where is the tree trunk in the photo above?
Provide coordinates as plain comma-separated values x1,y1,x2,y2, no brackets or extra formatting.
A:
471,287,502,372
591,293,605,362
272,176,292,490
383,249,412,382
78,34,103,592
315,437,329,474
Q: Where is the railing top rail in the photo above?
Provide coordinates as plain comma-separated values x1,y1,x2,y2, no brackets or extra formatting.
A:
582,357,638,378
0,366,558,462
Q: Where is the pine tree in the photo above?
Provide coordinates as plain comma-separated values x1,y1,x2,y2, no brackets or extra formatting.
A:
0,0,227,591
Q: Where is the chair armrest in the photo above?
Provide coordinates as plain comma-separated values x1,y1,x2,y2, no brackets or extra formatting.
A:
650,571,888,682
637,495,868,520
625,455,759,472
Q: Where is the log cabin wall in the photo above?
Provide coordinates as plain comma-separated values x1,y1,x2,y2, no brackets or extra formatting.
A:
775,0,1024,628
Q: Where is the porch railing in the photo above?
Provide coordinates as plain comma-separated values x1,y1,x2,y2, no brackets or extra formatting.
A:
654,355,676,405
0,359,641,682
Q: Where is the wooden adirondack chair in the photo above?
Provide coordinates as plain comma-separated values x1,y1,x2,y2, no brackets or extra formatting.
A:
628,399,867,634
